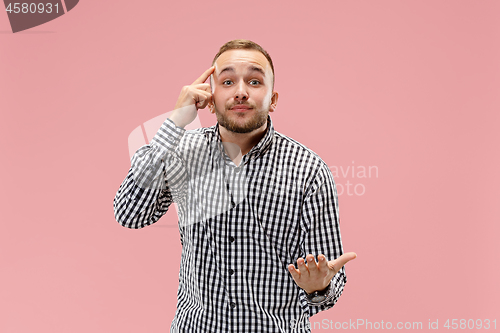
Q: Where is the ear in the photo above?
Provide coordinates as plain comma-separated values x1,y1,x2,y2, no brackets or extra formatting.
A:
208,100,215,113
269,91,279,113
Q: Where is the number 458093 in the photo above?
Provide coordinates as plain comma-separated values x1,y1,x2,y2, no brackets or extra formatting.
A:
5,3,59,14
444,319,496,330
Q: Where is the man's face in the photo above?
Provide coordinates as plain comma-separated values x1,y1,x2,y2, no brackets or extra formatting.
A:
209,49,278,134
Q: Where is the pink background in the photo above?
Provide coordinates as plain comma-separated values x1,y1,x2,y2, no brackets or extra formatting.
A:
1,1,499,332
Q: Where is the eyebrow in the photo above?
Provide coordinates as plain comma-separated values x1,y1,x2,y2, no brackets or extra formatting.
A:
218,66,266,77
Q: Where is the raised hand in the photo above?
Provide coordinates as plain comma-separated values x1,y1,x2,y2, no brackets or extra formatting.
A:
288,252,357,294
169,66,216,128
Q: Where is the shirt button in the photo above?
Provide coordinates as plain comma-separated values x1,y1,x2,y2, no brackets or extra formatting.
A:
229,236,235,243
230,302,236,309
229,269,235,276
234,167,241,174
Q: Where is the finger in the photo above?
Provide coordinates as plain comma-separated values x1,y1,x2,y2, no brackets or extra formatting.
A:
191,83,212,93
194,90,211,101
297,257,309,275
287,264,300,281
192,66,216,85
317,254,329,272
328,252,357,272
306,254,318,273
195,91,212,109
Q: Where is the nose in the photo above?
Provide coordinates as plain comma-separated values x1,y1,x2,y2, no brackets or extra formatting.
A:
234,80,248,101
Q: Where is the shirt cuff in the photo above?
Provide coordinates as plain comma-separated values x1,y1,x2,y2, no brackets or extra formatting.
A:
150,118,186,155
305,283,331,306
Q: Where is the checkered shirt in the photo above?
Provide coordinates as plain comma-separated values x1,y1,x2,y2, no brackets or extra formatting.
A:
113,115,347,332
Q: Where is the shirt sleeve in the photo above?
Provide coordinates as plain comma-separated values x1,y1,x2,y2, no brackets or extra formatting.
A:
300,162,347,316
113,118,187,229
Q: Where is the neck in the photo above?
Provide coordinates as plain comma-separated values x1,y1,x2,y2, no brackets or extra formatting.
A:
219,122,268,159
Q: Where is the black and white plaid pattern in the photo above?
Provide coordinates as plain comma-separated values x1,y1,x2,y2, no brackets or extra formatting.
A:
113,115,347,333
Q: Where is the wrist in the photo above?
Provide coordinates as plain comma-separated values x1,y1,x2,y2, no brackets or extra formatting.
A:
304,282,331,303
304,283,330,295
169,104,198,129
168,114,186,129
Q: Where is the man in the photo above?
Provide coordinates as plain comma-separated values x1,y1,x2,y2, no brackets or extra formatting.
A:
113,39,356,333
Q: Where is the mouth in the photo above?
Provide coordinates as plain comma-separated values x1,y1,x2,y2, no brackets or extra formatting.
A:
231,105,252,111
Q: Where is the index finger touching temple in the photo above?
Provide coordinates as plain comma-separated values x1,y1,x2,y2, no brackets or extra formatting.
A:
193,66,216,85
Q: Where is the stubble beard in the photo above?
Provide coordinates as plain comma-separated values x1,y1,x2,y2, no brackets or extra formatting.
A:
215,104,269,134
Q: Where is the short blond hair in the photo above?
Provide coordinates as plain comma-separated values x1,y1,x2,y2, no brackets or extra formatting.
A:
212,39,275,88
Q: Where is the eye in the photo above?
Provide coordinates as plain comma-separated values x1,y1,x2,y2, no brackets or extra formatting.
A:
249,80,261,85
222,80,233,85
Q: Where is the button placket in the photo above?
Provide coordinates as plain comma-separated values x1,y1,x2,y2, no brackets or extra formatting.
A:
224,164,236,208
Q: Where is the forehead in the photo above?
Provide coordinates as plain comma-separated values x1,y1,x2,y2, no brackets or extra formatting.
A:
215,49,271,76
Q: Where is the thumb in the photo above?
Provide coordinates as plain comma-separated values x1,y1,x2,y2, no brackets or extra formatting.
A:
328,252,357,272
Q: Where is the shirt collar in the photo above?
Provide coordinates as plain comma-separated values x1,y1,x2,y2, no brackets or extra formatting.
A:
211,114,275,160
